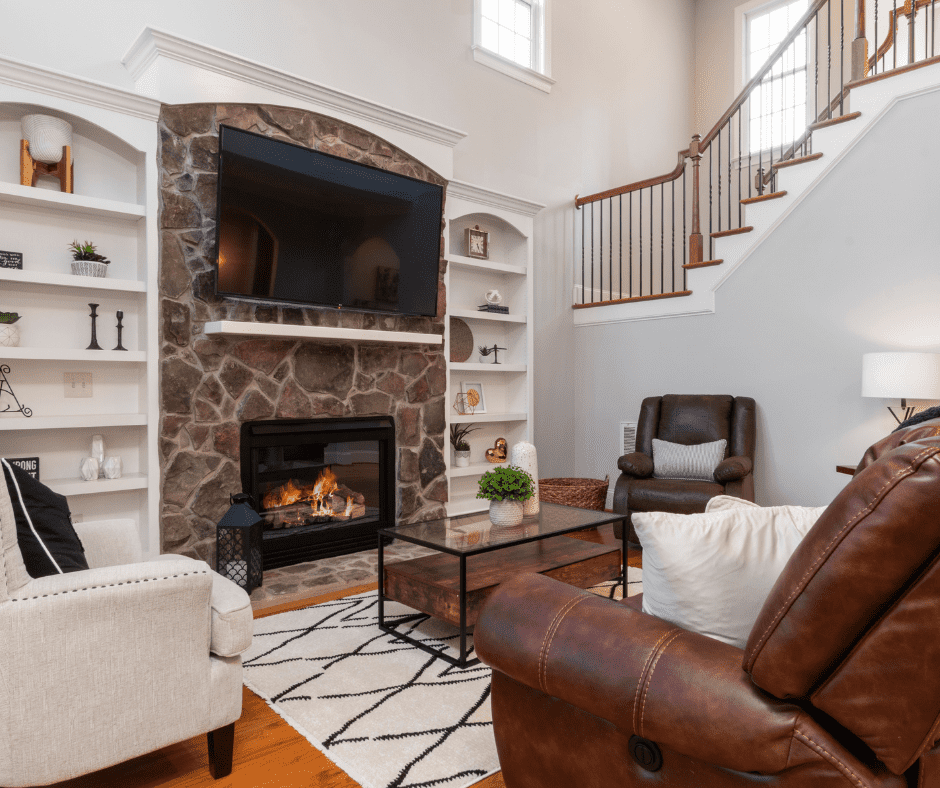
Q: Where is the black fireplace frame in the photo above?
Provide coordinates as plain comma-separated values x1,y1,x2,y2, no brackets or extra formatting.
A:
239,416,395,569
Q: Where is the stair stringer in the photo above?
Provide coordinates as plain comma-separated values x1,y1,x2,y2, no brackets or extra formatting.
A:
574,59,940,328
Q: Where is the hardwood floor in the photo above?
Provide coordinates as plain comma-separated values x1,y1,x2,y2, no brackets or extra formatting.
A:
49,524,634,788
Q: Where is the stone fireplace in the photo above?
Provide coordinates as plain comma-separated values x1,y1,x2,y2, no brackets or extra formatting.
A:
158,102,448,565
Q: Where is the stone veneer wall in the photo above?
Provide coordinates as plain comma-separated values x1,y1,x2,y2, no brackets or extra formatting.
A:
158,103,448,562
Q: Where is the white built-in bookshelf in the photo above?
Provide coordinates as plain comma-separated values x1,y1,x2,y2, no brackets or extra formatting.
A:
0,59,161,556
444,180,543,516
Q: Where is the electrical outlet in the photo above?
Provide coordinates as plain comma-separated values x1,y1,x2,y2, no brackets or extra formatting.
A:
64,372,92,398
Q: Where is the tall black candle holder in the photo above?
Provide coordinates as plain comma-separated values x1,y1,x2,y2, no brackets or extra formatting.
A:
86,304,102,350
113,310,127,351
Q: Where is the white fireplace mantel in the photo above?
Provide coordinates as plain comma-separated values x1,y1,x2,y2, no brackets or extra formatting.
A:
203,320,443,346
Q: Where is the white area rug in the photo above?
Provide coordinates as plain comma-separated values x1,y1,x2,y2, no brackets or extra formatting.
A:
243,567,643,788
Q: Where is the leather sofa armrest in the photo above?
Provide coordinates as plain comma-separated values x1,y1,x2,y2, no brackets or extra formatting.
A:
475,573,805,775
714,455,753,483
617,451,653,478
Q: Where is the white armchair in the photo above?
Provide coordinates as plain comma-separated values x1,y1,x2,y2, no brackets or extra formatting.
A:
0,483,254,786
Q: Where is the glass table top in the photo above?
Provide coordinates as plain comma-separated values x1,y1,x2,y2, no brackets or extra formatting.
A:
380,502,625,556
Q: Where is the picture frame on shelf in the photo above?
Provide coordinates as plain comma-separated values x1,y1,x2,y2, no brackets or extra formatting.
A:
460,381,486,414
465,225,489,259
0,251,23,270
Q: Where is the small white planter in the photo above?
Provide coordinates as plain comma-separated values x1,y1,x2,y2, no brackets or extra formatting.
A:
454,450,471,467
71,261,109,278
489,499,523,527
0,323,20,347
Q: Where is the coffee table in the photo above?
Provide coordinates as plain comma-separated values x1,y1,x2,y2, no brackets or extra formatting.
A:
377,502,628,668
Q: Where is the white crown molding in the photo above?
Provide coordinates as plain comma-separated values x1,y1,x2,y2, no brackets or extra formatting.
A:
0,55,161,121
122,27,468,148
447,179,545,217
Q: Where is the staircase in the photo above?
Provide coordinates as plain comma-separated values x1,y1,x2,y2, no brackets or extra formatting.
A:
574,0,940,326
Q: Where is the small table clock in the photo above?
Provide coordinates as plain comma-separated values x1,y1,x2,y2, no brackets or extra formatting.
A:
466,224,489,259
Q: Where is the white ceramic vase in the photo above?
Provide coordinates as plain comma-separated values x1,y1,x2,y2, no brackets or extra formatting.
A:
454,449,471,467
80,457,99,481
510,441,540,516
21,114,73,164
102,456,122,480
489,499,523,527
0,323,20,348
90,435,104,477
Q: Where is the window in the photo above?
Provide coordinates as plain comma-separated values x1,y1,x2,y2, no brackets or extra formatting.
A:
746,0,808,154
473,0,554,93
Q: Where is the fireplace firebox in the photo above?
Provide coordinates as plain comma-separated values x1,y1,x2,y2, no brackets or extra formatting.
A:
240,417,395,569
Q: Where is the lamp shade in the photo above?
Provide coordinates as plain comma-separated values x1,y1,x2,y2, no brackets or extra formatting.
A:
862,352,940,400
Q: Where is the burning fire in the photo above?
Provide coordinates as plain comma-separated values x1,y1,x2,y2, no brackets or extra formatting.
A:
263,467,339,518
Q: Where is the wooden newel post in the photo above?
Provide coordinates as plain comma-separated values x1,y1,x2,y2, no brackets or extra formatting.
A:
689,134,703,267
852,0,869,81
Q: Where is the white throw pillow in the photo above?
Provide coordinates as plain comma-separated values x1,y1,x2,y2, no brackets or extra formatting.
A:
652,438,727,481
633,503,826,648
705,495,760,512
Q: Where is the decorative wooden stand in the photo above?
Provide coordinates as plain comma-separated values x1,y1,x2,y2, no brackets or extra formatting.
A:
20,140,73,193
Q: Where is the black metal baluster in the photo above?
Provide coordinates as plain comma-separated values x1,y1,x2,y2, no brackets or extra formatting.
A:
828,0,833,118
738,108,742,226
682,166,687,290
840,0,845,114
581,201,585,303
875,1,879,74
590,202,594,303
671,179,676,292
718,126,722,232
629,191,633,298
660,183,664,294
609,198,613,302
600,198,604,301
639,190,643,296
758,80,764,196
933,0,936,58
649,185,654,294
727,123,732,227
709,145,714,256
619,194,622,301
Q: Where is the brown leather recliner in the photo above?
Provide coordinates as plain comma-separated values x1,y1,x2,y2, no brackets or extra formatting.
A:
476,419,940,787
614,394,757,544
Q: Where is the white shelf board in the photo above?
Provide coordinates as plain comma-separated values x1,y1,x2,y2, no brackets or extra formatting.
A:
448,497,489,517
0,413,147,431
448,254,526,276
449,362,526,373
449,411,528,424
0,348,145,362
0,180,146,221
46,473,148,497
0,268,146,293
204,320,443,345
450,308,526,324
447,463,494,478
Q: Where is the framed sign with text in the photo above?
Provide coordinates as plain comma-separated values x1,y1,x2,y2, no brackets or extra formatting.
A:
0,251,23,270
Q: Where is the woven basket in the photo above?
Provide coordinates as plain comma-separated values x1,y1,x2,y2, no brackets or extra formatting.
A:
71,260,108,278
538,477,609,511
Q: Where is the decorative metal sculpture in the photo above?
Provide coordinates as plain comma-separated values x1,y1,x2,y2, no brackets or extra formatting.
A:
478,344,507,364
114,310,127,351
86,303,102,350
485,437,508,463
0,364,32,417
453,392,475,416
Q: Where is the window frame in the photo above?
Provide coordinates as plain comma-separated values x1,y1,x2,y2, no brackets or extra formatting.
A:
735,0,813,158
472,0,555,93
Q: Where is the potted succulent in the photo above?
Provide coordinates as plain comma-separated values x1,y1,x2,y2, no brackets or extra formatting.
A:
477,465,534,527
0,312,21,348
449,423,478,468
69,240,110,278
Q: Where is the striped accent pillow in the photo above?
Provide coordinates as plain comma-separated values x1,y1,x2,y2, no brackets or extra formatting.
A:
652,438,727,482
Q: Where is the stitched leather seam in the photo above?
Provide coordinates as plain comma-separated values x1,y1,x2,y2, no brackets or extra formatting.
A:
632,628,677,734
638,629,684,738
746,448,937,668
538,594,585,693
794,728,868,788
904,704,940,773
10,570,209,601
541,595,588,696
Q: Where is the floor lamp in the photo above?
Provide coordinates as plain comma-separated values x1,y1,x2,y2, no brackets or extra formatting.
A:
862,352,940,424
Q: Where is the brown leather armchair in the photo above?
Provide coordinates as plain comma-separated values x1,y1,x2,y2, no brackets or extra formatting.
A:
614,394,756,545
476,419,940,787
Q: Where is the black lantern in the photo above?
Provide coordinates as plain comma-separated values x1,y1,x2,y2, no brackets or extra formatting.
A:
216,493,263,594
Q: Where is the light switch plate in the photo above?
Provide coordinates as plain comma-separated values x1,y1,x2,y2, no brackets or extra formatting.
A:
64,372,92,397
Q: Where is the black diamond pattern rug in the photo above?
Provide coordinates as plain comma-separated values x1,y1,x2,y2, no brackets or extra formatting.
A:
243,592,498,788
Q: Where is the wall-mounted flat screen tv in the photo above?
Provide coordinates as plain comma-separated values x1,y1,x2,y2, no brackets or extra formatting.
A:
214,125,443,317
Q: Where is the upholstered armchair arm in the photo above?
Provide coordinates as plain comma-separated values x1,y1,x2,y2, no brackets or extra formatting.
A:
617,451,653,478
476,573,899,782
74,518,142,568
714,455,753,483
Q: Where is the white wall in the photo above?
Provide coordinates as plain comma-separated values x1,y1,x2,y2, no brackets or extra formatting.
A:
0,0,696,479
573,86,940,507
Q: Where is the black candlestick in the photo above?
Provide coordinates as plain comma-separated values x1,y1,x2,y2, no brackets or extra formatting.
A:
86,303,102,351
114,310,127,351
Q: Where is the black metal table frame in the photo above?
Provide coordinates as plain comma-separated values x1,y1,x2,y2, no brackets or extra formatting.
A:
377,509,628,669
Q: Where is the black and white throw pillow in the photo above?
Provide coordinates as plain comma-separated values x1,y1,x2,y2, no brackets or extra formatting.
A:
2,458,89,578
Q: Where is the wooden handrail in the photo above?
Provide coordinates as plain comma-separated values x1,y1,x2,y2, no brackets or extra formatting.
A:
575,149,689,207
702,0,829,150
868,0,932,69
